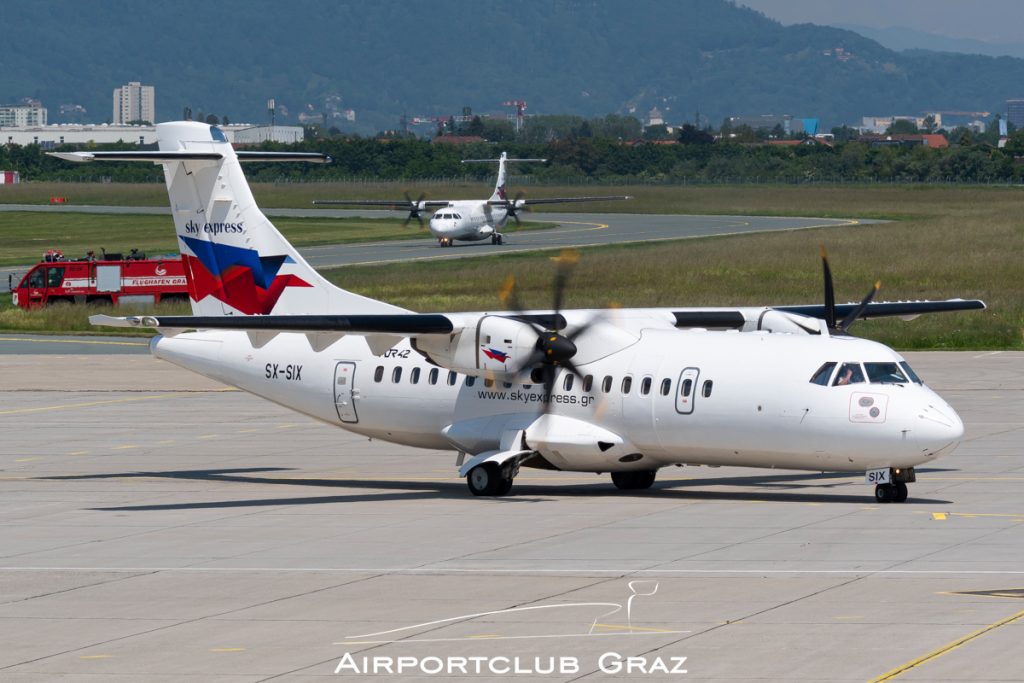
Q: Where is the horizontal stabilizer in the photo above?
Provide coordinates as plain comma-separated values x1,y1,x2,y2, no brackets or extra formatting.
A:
47,151,328,164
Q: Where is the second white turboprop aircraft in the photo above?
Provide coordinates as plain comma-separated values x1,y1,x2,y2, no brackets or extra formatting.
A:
52,122,984,503
312,152,630,246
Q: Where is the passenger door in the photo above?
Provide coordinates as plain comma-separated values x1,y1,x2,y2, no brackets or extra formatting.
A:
333,361,359,423
675,367,700,415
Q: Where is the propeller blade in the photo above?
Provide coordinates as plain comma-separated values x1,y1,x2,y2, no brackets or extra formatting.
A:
821,245,837,330
839,281,881,332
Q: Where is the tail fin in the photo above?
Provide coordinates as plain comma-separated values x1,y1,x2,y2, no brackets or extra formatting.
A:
461,152,546,202
490,151,509,201
55,121,403,316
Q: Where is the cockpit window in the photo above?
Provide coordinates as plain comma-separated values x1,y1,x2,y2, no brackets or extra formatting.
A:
833,362,865,386
210,125,227,142
899,361,923,385
453,213,461,219
865,362,908,384
809,362,836,386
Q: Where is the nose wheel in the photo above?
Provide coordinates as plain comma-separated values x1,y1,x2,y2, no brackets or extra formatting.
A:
490,233,504,245
874,482,909,503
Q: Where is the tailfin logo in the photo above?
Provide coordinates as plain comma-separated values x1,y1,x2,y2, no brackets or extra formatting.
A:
184,219,246,236
482,347,510,363
180,236,310,314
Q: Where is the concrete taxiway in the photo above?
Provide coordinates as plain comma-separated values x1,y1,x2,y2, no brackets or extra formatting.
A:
1,206,870,292
1,350,1021,681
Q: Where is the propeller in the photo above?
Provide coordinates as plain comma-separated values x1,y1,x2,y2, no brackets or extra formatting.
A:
820,245,881,334
504,191,527,226
499,250,601,413
402,191,427,228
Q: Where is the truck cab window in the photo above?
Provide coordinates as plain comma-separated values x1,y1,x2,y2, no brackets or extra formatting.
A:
47,267,66,288
28,270,45,288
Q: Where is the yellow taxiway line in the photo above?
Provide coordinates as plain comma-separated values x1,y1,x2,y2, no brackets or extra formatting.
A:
868,606,1024,682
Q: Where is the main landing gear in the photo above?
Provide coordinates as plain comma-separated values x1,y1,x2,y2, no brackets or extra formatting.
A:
490,233,504,245
438,238,454,247
870,467,915,503
466,462,515,497
611,469,657,490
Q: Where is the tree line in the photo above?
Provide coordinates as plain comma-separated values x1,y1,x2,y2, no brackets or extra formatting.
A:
5,124,1024,185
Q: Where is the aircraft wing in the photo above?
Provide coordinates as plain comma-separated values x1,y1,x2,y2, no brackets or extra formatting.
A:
90,313,457,334
312,199,451,208
776,299,986,321
488,195,631,206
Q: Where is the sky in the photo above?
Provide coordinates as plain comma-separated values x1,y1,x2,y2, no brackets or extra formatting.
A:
738,0,1024,44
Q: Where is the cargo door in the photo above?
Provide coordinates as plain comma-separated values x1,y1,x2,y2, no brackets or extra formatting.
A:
334,361,359,423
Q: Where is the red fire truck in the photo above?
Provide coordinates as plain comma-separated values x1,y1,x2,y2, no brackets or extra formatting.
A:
10,250,189,309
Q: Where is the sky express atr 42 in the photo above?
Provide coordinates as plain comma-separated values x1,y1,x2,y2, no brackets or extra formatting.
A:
52,122,984,502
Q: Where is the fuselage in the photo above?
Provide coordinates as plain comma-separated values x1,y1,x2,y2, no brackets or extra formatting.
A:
429,201,507,242
151,326,963,475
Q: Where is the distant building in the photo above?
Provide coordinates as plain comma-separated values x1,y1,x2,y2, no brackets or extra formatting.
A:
1007,99,1024,130
0,103,47,127
645,107,665,127
112,82,155,125
860,134,949,149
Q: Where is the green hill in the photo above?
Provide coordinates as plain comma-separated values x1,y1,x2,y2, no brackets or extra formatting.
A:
2,0,1020,132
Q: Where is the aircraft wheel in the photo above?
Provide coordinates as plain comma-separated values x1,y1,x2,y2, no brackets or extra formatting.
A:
612,469,657,490
496,234,504,245
467,462,503,496
497,477,514,496
893,481,909,503
491,234,497,245
874,483,896,503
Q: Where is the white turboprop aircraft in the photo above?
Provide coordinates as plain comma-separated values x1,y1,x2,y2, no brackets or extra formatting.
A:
51,122,985,503
312,151,630,246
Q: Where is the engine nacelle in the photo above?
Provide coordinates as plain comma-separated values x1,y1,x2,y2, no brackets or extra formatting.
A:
413,314,539,380
754,309,827,335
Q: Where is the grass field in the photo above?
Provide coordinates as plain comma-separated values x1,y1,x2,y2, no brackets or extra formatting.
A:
1,184,1020,349
0,212,554,266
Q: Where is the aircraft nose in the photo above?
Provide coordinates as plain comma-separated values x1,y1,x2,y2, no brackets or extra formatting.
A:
915,402,964,457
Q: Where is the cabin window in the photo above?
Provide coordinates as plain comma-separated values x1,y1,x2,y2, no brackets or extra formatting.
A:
702,380,714,398
621,376,632,394
447,370,457,386
833,362,866,386
809,362,837,386
410,367,421,384
681,378,693,397
563,374,574,392
391,367,402,383
602,375,613,393
583,375,593,392
503,381,512,388
484,378,494,388
660,378,672,396
466,376,476,387
865,362,908,384
640,376,652,395
899,361,923,385
374,366,384,383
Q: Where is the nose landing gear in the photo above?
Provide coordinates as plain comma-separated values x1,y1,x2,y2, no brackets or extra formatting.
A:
490,233,504,245
869,467,914,503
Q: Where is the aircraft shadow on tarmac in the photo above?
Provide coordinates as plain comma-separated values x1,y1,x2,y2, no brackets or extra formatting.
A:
36,467,954,510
